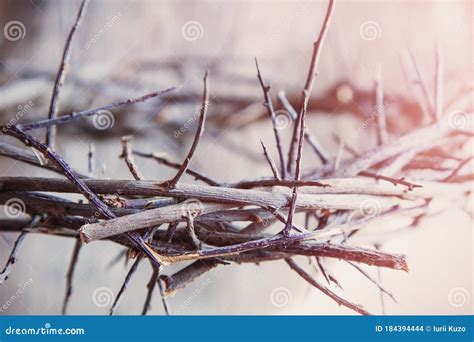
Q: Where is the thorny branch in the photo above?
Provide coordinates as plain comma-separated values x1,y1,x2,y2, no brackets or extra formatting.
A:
46,0,89,149
0,0,471,316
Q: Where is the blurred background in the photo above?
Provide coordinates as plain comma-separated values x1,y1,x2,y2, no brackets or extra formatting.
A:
0,0,472,315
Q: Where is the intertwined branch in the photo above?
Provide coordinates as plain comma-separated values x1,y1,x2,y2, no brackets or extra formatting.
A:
0,0,472,316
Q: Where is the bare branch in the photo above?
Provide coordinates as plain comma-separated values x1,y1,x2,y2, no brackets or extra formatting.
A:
120,136,145,180
168,72,209,188
15,87,177,131
109,256,142,315
255,58,286,178
285,0,336,234
278,90,330,164
286,258,370,315
2,126,161,266
347,261,396,303
260,140,281,180
61,238,82,315
46,0,89,148
0,231,29,285
133,150,220,186
287,0,336,176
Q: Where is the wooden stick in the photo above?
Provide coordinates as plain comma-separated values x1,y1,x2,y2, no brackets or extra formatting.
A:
278,91,330,164
109,257,142,315
120,136,145,180
287,0,336,175
0,231,29,285
260,140,281,180
286,258,370,315
14,87,177,131
255,58,286,178
46,0,89,148
168,72,209,188
61,238,82,315
285,0,336,233
133,150,220,186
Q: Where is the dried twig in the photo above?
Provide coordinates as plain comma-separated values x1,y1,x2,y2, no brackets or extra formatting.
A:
285,0,336,234
167,72,209,188
61,238,82,315
110,256,142,315
285,258,370,315
2,126,160,265
120,136,145,180
13,87,177,131
287,0,335,176
133,150,220,186
278,91,330,164
260,140,281,180
46,0,89,148
255,58,286,178
0,231,29,285
347,261,396,304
